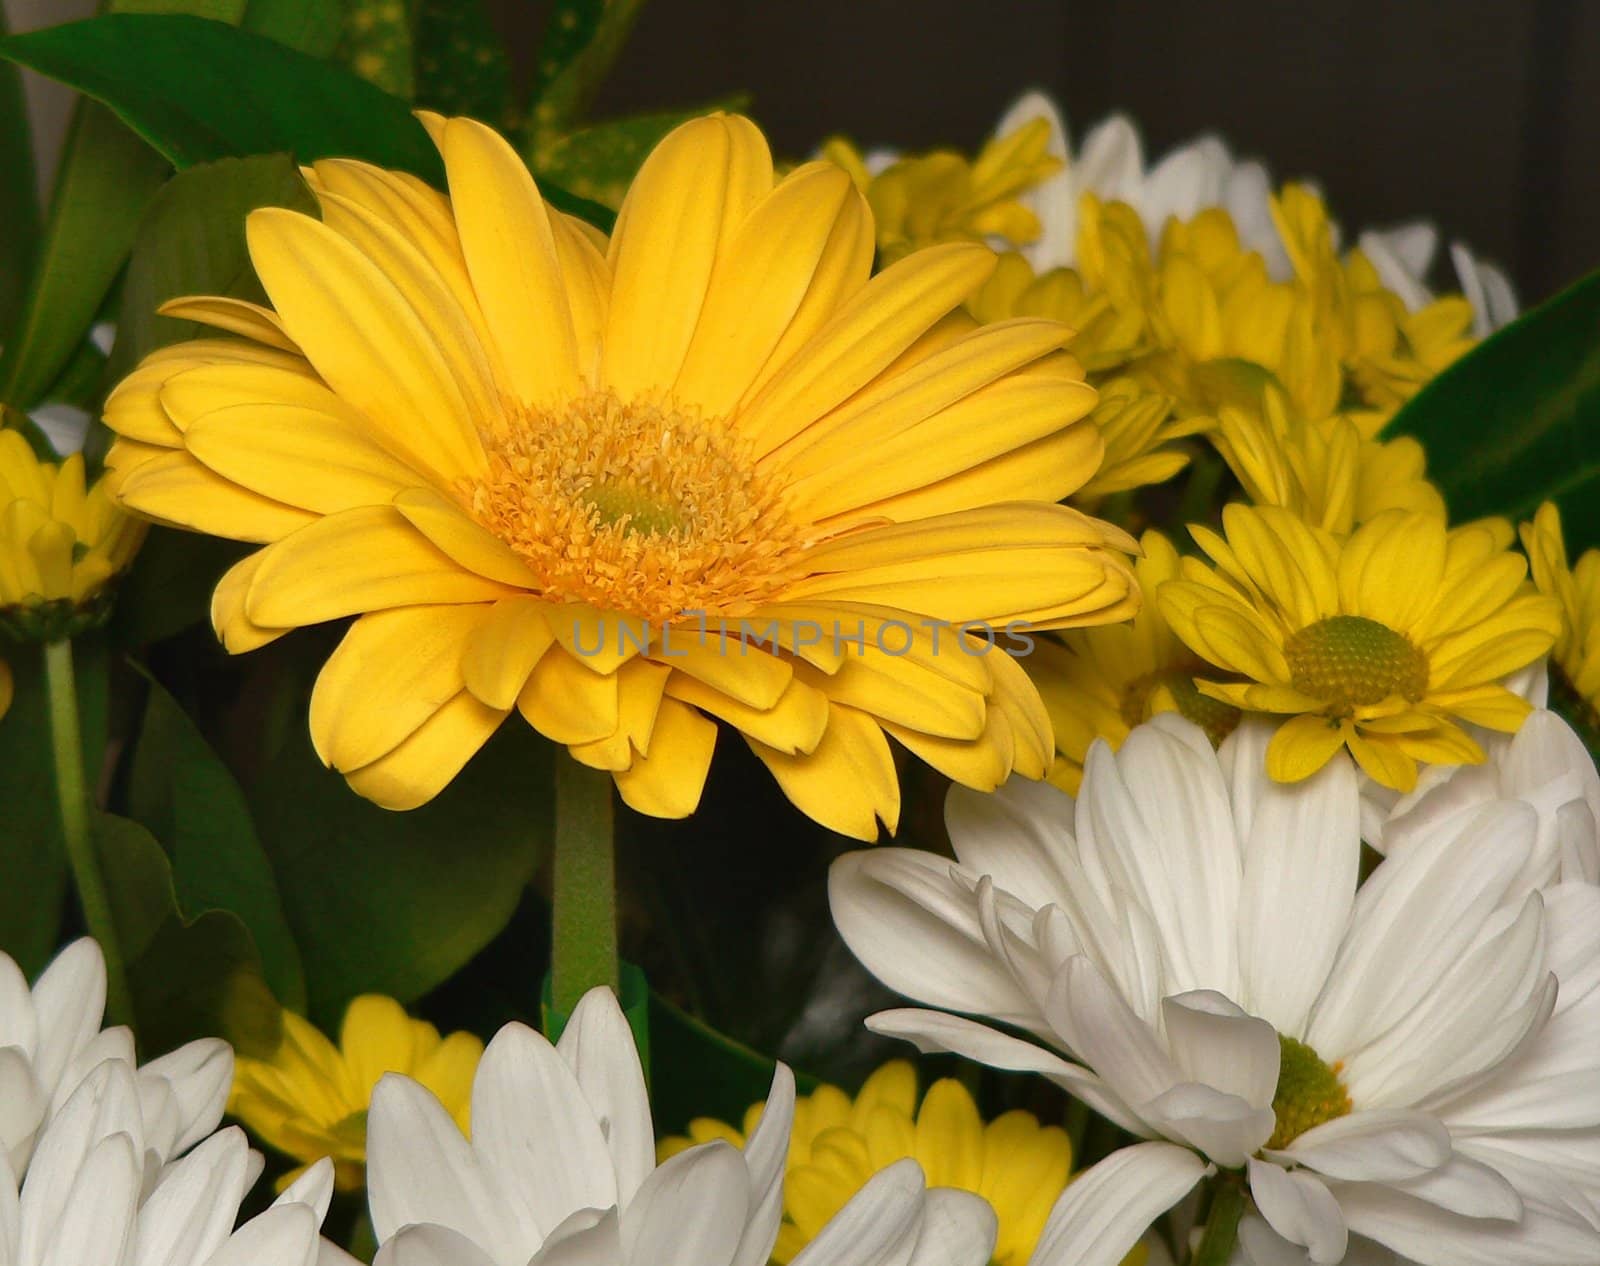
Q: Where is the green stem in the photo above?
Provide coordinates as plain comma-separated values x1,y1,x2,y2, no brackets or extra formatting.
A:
1191,1175,1246,1266
550,754,618,1015
43,638,129,1025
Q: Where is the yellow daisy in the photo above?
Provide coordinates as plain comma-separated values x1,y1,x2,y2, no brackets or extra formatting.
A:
823,117,1063,264
1521,501,1600,724
101,113,1136,838
1159,504,1561,789
660,1060,1079,1266
0,429,146,717
1029,529,1240,792
1209,387,1443,535
230,993,481,1191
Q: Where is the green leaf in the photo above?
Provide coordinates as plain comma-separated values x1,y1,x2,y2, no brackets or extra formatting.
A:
1385,269,1600,546
649,991,816,1136
531,0,646,138
110,528,248,647
0,103,168,411
415,0,509,122
532,103,743,211
0,6,40,344
243,0,344,56
0,633,109,976
128,669,307,1010
251,717,553,1026
336,0,414,97
0,14,446,184
93,811,281,1056
107,154,317,383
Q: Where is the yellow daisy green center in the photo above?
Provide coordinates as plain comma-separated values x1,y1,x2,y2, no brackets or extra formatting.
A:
1267,1034,1352,1151
1283,614,1429,715
468,390,805,624
1120,668,1242,747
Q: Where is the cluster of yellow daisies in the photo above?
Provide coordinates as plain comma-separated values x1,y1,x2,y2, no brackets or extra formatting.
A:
827,105,1580,795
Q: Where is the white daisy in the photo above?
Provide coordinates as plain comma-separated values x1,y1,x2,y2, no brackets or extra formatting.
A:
0,938,232,1176
830,715,1600,1265
996,92,1517,334
364,986,1187,1266
0,1054,345,1266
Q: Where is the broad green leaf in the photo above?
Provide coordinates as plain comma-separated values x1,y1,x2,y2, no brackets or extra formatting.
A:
531,0,646,138
243,0,344,55
0,14,446,183
0,103,167,411
93,811,281,1056
251,718,553,1027
533,103,744,211
336,0,414,97
0,6,39,343
107,154,316,383
415,0,509,122
649,991,817,1136
0,634,109,976
128,670,307,1010
1386,269,1600,546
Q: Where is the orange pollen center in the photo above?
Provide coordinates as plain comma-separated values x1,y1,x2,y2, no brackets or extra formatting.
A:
464,391,807,623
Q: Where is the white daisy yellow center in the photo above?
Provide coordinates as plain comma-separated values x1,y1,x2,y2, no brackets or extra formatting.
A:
1268,1034,1352,1150
1284,614,1428,715
467,390,807,622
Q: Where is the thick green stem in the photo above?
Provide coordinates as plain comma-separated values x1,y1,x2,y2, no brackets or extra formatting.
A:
43,638,129,1025
1191,1176,1246,1266
550,754,618,1014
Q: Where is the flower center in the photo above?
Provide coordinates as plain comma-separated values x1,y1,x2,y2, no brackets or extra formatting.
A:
1120,668,1242,746
1283,614,1428,714
466,391,807,623
1268,1034,1351,1150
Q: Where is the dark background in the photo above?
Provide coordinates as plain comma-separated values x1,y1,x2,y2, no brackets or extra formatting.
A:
506,0,1600,308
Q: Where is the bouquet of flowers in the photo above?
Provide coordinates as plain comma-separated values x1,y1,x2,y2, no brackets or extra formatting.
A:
2,4,1597,1264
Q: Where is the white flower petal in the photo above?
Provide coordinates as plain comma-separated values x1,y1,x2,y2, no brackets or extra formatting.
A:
1161,990,1279,1110
373,1224,499,1266
275,1156,336,1222
367,1074,513,1259
134,1127,252,1266
1030,1142,1210,1266
829,850,1041,1026
864,1009,1148,1137
136,1038,233,1162
209,1204,320,1266
1140,1082,1275,1169
1248,1158,1348,1264
528,1208,622,1266
1271,1110,1451,1182
729,1064,793,1266
35,1131,139,1266
945,778,1077,911
556,988,655,1210
0,1049,45,1174
0,955,38,1060
1338,1181,1600,1266
471,1021,618,1243
1047,957,1180,1108
28,940,106,1097
789,1158,925,1266
618,1142,749,1266
1225,721,1359,1034
907,1188,998,1266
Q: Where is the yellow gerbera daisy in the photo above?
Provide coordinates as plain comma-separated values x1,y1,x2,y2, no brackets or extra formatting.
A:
101,114,1136,837
230,993,481,1191
823,117,1063,264
1029,528,1240,792
0,429,146,717
1521,501,1600,724
660,1060,1082,1266
1159,504,1561,789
